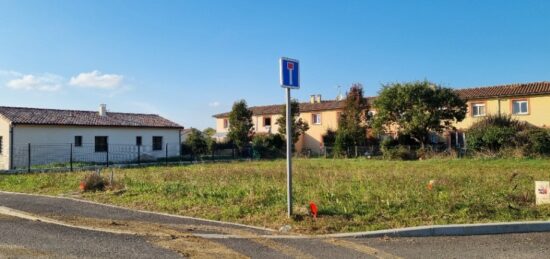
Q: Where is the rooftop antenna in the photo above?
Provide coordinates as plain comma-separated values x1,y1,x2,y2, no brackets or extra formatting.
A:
336,85,344,100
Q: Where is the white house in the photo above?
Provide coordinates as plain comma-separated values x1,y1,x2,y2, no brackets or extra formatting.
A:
0,104,183,170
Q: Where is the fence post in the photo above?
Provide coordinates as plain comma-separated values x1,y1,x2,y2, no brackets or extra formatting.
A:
106,144,109,167
70,143,73,172
355,146,358,158
27,143,31,173
165,143,168,166
137,145,141,165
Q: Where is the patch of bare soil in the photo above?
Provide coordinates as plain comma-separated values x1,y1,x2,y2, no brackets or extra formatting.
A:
0,245,55,258
46,215,248,258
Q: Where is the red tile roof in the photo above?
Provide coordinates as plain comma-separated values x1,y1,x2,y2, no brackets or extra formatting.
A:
0,106,183,129
456,81,550,100
213,82,550,118
213,100,350,118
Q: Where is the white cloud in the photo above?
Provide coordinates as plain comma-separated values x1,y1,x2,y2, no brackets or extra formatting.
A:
6,73,63,92
208,101,220,107
69,70,123,89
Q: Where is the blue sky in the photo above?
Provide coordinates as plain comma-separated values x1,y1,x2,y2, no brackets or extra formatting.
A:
1,1,549,129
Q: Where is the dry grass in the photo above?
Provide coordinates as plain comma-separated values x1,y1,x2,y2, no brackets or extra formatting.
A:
1,158,550,234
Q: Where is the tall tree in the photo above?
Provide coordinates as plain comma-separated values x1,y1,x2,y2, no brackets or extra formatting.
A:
334,84,369,154
276,99,309,149
227,100,254,151
372,80,467,147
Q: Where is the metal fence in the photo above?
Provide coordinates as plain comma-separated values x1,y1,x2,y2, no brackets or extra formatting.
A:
3,142,252,173
322,145,381,158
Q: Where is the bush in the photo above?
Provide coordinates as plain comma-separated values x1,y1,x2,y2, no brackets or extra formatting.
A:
185,128,208,156
522,128,550,156
380,138,414,160
382,145,413,160
466,115,529,152
322,129,337,147
252,134,284,159
82,172,106,192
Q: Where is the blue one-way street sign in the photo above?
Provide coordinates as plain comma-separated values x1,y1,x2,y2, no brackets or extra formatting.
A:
280,57,300,89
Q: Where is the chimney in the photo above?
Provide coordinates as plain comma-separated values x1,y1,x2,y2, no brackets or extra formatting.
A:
99,104,107,116
310,95,316,104
316,94,322,103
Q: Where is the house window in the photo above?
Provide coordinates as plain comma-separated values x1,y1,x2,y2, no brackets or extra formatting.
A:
95,136,108,152
136,136,142,146
74,136,82,147
512,100,529,115
472,103,486,117
223,119,229,129
263,117,272,127
153,136,163,151
0,136,2,154
312,113,321,125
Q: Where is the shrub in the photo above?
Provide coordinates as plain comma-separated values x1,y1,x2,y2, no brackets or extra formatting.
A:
185,128,208,156
82,172,106,192
379,138,414,160
466,115,529,152
251,134,284,159
322,129,337,147
382,145,413,160
522,128,550,156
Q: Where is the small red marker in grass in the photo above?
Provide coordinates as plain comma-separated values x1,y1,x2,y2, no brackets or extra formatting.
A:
309,201,318,219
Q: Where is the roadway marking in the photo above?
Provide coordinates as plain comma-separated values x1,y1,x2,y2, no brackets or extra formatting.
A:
324,238,403,259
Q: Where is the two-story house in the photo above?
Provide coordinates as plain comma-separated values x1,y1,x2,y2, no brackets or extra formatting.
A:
214,82,550,154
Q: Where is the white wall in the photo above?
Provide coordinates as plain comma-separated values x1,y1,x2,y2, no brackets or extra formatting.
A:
9,125,181,169
0,117,10,170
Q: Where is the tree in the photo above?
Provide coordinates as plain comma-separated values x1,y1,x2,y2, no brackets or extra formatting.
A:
227,100,254,152
372,80,467,147
202,127,216,138
202,127,217,154
276,99,309,149
334,84,369,154
185,128,208,157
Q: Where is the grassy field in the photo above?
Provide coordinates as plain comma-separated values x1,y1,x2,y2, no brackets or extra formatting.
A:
1,158,550,234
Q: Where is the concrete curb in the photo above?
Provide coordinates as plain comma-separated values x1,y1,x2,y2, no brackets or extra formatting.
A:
190,221,550,239
322,221,550,238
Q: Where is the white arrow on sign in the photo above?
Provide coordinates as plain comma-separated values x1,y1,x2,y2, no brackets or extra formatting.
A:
287,62,294,85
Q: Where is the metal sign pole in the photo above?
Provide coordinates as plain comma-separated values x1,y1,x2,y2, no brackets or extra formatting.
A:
286,87,293,217
280,56,299,218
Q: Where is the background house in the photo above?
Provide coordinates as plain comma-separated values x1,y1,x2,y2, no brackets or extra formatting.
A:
213,82,550,154
0,104,183,170
213,95,364,154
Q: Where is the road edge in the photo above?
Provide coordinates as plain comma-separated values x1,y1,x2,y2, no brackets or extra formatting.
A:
2,190,550,238
0,190,276,233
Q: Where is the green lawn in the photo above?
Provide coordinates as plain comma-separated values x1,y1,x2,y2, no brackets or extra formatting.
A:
1,158,550,234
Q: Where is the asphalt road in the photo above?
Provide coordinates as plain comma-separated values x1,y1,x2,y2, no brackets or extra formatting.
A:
1,191,550,258
0,215,181,258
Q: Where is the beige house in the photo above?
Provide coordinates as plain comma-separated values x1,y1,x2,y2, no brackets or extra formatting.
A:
213,95,359,154
214,82,550,154
0,105,183,170
454,82,550,129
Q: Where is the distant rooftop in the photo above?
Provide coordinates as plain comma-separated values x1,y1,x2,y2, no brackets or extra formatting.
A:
213,81,550,118
456,81,550,100
0,106,183,129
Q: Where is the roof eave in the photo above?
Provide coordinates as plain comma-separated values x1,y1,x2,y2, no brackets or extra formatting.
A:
11,123,184,129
